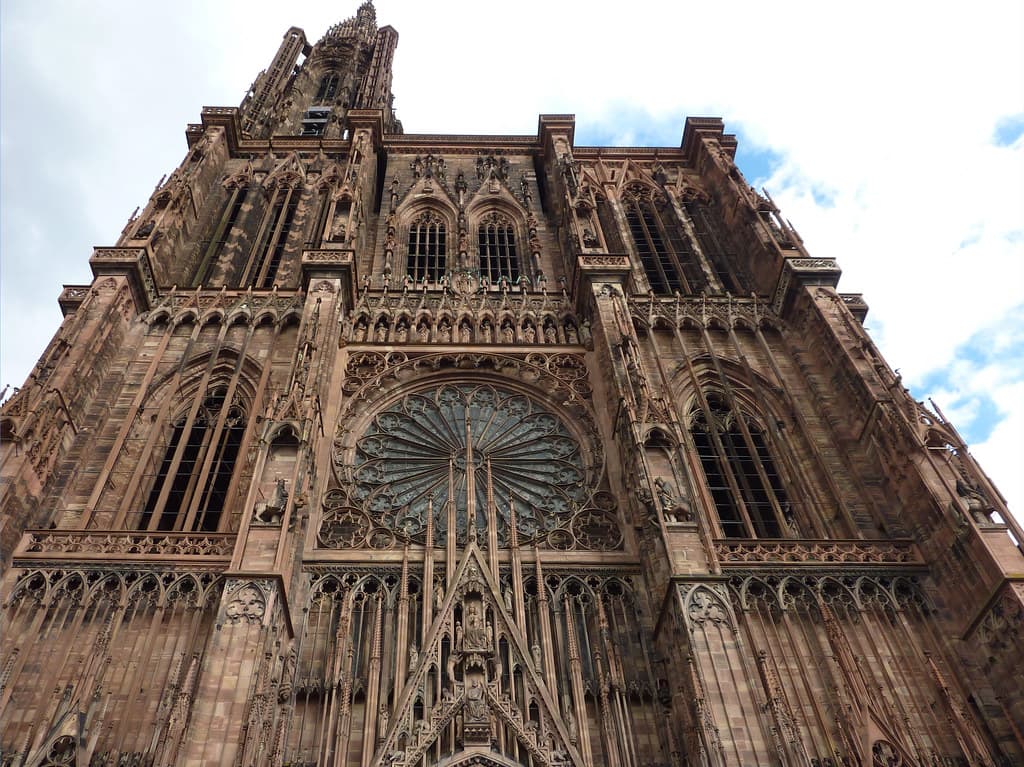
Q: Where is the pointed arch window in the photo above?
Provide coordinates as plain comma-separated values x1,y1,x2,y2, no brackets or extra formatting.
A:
137,385,246,533
244,182,301,288
192,182,250,287
689,393,788,538
622,184,707,295
477,212,520,283
315,73,339,102
406,211,447,283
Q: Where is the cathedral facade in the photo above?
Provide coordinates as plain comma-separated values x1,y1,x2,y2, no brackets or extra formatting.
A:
2,4,1022,766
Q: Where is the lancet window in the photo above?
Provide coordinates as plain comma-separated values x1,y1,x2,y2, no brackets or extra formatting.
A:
315,72,339,102
689,393,788,538
622,184,707,295
477,212,520,283
406,211,447,283
192,182,250,287
137,385,246,533
244,182,300,288
683,199,741,294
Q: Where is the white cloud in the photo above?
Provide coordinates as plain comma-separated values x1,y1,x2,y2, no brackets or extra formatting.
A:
1,0,1021,517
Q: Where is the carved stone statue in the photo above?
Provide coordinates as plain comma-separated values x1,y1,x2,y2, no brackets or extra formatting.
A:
655,477,688,522
464,605,487,650
374,322,387,342
957,478,994,524
459,320,472,343
544,322,558,344
501,322,515,344
438,319,452,343
466,678,487,720
395,320,408,343
523,324,536,344
418,321,431,343
480,319,493,344
353,319,368,342
254,478,288,525
408,643,418,671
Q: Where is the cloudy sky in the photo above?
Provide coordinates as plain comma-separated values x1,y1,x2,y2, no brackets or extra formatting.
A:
2,1,1022,517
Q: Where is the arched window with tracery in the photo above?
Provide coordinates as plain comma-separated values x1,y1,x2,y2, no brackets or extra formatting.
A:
622,184,707,295
137,385,246,533
689,393,788,538
406,211,447,283
477,211,520,283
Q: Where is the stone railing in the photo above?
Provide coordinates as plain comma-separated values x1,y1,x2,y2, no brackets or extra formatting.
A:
714,538,921,568
14,530,236,563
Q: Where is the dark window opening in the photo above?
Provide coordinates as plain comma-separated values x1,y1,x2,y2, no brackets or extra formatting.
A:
138,387,246,533
691,395,787,538
478,216,520,284
407,214,447,283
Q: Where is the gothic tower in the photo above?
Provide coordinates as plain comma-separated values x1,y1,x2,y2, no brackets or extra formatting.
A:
2,4,1022,766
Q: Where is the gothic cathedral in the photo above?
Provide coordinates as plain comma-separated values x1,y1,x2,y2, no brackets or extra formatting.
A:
2,5,1022,766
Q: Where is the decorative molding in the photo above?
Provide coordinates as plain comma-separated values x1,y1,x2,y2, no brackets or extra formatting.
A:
714,539,921,568
89,247,159,312
15,530,236,564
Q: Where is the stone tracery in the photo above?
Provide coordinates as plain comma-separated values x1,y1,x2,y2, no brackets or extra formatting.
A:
323,382,619,551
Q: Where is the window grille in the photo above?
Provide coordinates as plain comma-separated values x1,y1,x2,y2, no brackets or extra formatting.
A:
406,212,447,282
690,394,788,538
477,213,520,283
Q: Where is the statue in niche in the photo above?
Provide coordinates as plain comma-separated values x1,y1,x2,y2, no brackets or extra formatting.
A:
434,582,444,608
579,319,593,348
503,588,513,611
480,319,493,344
531,643,543,669
379,703,389,735
501,321,515,344
957,478,994,523
654,477,690,522
418,320,431,343
254,477,288,525
455,621,464,652
459,320,472,343
564,321,579,344
374,322,388,343
408,643,418,671
522,323,536,344
581,227,599,248
464,604,488,649
394,319,409,343
438,319,452,343
466,677,487,720
544,321,558,344
353,318,368,342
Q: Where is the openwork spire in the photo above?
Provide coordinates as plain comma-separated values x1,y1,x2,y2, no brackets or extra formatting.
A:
321,1,377,44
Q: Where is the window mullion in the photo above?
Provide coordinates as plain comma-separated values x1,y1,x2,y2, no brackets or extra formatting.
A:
729,413,786,537
148,393,209,531
244,189,283,287
183,396,234,532
715,422,759,537
260,186,295,288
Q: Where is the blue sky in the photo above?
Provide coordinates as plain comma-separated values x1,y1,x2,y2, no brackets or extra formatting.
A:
1,0,1022,518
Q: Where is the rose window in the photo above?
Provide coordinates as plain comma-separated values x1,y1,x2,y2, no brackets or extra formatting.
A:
326,383,619,550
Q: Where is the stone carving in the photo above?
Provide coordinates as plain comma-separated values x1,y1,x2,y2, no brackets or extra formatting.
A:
714,539,920,566
225,582,267,624
18,531,236,560
253,478,288,525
